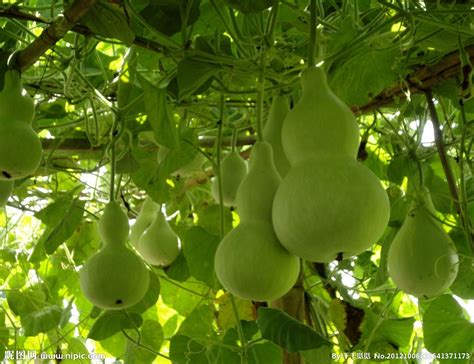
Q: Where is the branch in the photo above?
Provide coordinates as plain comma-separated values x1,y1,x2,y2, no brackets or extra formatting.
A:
14,0,98,71
353,45,474,114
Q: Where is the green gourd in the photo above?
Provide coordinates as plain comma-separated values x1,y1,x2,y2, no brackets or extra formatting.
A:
235,142,281,222
272,67,390,263
130,197,160,247
263,95,291,177
211,151,247,206
80,201,149,310
0,70,42,180
387,188,458,298
0,180,13,207
214,141,300,301
137,209,180,266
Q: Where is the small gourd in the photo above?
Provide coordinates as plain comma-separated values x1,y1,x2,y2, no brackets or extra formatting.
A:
214,142,300,302
211,150,247,206
130,197,160,247
0,180,13,207
0,69,42,180
79,201,150,310
137,209,180,267
272,67,390,263
387,188,459,298
263,95,291,177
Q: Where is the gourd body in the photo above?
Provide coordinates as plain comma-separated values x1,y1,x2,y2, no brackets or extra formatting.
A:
387,189,458,298
263,95,291,177
272,67,389,262
79,245,150,310
80,201,150,310
214,221,300,301
214,142,300,301
137,210,180,266
0,180,13,207
273,157,389,263
0,70,42,180
211,151,247,206
130,197,160,247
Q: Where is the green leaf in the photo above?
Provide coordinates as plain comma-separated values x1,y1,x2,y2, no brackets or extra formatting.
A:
138,0,201,37
224,0,273,13
160,278,207,316
165,251,191,282
81,1,135,45
178,304,215,340
88,311,143,341
256,308,331,352
182,226,219,287
423,295,474,354
124,320,164,364
127,271,160,314
21,305,63,336
177,58,220,100
33,194,86,256
330,47,403,106
169,335,210,363
138,74,179,149
6,287,47,317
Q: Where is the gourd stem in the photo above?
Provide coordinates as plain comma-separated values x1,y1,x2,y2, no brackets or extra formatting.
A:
109,112,121,202
256,52,266,142
216,94,226,238
231,126,237,153
308,0,318,68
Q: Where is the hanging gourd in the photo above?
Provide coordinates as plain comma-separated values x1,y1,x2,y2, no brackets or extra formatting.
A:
0,68,42,180
214,141,300,301
0,180,13,207
211,130,247,206
137,208,180,267
79,201,150,310
130,197,160,247
272,67,390,263
263,95,291,177
387,187,459,298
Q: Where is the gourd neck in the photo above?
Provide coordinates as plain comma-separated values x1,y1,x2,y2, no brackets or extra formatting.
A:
1,70,22,95
300,67,330,100
248,141,274,170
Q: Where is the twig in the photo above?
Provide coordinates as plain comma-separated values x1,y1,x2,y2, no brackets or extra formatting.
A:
16,0,98,71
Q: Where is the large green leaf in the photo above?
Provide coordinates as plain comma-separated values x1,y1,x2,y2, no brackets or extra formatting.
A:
423,295,474,355
33,193,86,257
127,271,160,314
177,58,221,100
178,304,215,340
138,74,179,149
88,311,143,341
256,308,331,352
224,0,273,13
124,320,164,364
182,226,220,287
21,305,63,336
169,334,210,363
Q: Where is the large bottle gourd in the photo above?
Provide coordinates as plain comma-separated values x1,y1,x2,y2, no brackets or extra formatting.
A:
0,180,13,207
211,150,247,206
263,95,291,177
130,197,160,247
387,188,458,298
272,67,390,263
79,202,150,310
137,209,180,266
0,70,42,180
214,142,300,301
